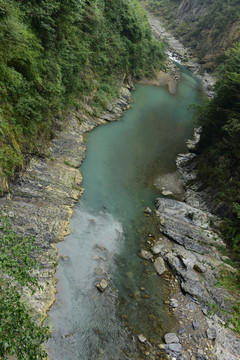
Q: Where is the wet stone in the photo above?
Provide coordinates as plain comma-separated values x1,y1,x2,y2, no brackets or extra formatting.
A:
164,333,179,344
139,249,153,260
164,342,182,355
96,279,109,292
154,256,166,275
144,207,152,214
138,334,147,343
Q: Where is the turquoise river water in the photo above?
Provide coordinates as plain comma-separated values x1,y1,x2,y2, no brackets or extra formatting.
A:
48,65,201,359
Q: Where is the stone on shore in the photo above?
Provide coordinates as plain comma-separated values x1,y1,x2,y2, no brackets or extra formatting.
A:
206,326,217,340
138,334,147,343
164,333,179,344
139,249,153,260
144,207,152,214
154,256,166,275
151,242,164,255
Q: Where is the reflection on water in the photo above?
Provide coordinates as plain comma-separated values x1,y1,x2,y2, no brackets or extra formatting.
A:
48,67,201,359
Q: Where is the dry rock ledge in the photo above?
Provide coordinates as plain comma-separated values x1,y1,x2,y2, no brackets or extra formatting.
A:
0,83,133,319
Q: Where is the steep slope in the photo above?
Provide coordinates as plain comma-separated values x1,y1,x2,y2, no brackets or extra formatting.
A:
143,0,240,70
0,0,165,189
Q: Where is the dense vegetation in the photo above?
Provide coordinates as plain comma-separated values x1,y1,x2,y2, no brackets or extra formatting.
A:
0,213,50,359
0,0,165,182
143,0,240,70
195,43,240,256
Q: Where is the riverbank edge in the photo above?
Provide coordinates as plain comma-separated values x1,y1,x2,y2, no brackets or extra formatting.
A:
144,11,240,360
0,79,134,321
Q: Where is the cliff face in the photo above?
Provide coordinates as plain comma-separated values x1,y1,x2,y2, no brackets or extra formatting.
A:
175,0,214,22
144,0,240,70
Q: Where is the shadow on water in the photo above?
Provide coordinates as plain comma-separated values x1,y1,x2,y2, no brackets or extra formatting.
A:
47,66,202,359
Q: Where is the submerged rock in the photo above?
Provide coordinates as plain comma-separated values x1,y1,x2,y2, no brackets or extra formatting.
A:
96,279,109,292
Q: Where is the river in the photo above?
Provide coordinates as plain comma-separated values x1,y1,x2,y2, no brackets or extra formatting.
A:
47,65,201,359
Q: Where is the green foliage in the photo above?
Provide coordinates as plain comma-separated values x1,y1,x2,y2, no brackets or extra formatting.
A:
195,43,240,254
0,214,50,359
0,0,165,179
142,0,179,20
214,264,240,332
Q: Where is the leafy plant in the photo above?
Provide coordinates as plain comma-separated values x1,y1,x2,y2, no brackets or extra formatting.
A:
0,214,50,359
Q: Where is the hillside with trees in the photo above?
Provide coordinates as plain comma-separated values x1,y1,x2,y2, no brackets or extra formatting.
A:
143,0,240,70
195,43,240,256
0,0,165,185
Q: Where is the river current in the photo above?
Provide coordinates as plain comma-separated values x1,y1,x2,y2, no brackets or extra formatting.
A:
48,65,201,359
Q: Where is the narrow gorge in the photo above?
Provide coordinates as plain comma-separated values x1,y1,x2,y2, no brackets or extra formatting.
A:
0,1,239,360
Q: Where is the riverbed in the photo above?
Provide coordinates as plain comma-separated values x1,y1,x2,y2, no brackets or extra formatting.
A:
47,67,201,359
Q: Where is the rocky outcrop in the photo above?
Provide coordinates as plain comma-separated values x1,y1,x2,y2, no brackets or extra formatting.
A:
145,1,240,71
175,0,214,22
147,13,215,97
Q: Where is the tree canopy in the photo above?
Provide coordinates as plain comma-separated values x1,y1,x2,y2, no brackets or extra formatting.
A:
0,0,165,180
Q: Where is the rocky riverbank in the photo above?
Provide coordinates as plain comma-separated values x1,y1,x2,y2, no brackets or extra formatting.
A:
0,82,133,319
137,11,240,360
146,12,215,98
138,131,240,360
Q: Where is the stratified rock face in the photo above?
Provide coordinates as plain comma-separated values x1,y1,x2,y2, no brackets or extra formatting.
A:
153,256,166,275
154,197,237,305
155,197,226,253
176,0,214,22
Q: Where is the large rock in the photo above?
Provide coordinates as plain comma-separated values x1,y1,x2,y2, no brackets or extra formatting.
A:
139,249,153,260
164,343,182,356
154,256,166,275
164,333,179,344
155,198,226,252
206,327,217,340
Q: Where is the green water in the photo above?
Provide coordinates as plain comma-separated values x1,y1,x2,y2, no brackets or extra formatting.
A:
48,67,201,359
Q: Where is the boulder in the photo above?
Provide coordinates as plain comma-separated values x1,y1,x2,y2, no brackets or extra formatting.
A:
138,334,147,343
164,333,179,344
139,249,153,260
164,343,182,356
151,242,164,255
154,256,166,275
144,207,152,214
